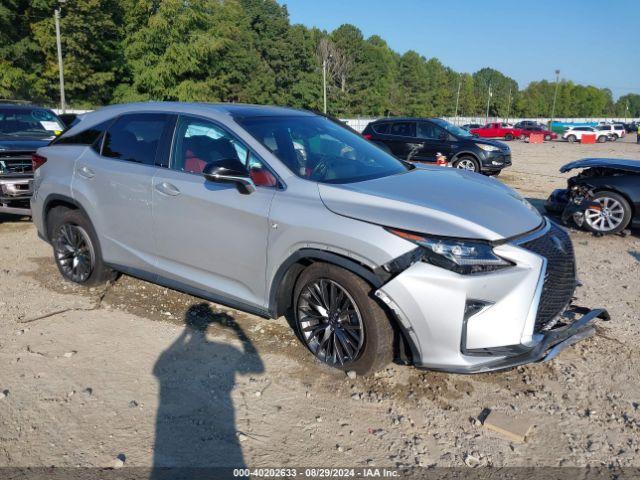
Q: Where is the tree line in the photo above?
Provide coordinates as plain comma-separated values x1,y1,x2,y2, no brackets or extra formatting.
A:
1,0,639,118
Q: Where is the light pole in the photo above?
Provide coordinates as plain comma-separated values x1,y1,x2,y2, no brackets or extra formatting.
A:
322,58,327,114
54,0,66,113
550,69,560,127
453,77,461,125
485,82,492,122
505,87,512,124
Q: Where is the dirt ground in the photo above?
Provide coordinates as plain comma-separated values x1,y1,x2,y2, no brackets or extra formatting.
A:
0,135,639,471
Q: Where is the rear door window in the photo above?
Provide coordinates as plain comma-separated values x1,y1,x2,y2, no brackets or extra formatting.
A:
417,122,445,140
102,113,171,165
389,122,416,137
372,123,389,134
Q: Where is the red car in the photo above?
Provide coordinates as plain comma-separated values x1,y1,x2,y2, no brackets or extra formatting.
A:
470,122,522,141
519,126,557,141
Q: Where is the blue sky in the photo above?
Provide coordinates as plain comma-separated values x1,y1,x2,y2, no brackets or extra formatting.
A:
278,0,640,99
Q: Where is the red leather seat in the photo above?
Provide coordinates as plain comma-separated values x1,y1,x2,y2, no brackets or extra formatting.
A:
182,138,207,173
184,155,207,174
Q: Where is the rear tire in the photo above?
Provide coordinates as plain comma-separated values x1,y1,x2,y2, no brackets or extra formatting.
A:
519,134,526,141
293,263,394,376
504,133,514,141
544,134,552,141
48,207,116,286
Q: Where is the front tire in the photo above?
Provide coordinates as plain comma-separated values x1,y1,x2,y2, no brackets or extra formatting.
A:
567,134,577,143
453,156,480,173
597,135,607,143
293,263,393,376
544,134,552,141
504,133,514,141
48,207,116,286
584,191,631,235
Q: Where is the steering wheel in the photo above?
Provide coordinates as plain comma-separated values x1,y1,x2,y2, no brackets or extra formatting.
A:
309,155,332,180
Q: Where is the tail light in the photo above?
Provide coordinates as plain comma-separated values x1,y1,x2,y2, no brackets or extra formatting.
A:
32,153,47,171
362,133,372,140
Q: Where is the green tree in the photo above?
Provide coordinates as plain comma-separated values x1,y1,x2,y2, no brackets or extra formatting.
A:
616,93,640,117
114,0,266,103
0,0,42,100
473,67,518,117
29,0,124,107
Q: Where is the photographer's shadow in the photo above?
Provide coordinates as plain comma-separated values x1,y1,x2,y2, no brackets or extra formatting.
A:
151,303,264,477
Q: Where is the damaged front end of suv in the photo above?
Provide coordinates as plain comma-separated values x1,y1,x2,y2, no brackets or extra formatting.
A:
546,158,640,235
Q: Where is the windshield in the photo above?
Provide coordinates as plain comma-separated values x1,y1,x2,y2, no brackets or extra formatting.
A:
432,118,473,138
0,107,64,138
237,115,410,184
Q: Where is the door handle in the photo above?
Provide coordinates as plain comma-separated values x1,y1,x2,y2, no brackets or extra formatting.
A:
77,165,95,179
155,182,181,197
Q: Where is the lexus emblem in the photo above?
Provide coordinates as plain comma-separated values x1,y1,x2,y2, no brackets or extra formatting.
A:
551,235,567,254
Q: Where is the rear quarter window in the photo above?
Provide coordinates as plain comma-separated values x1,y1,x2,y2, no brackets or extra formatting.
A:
53,119,113,146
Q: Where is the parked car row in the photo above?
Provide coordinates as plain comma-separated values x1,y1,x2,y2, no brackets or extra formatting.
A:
362,118,511,175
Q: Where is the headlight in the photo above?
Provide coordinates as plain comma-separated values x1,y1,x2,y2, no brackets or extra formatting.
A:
476,143,500,152
387,228,513,274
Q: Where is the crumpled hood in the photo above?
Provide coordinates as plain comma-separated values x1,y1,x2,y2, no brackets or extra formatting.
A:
560,157,640,174
318,167,542,241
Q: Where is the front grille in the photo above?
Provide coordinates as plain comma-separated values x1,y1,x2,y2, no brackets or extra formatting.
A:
521,222,576,331
0,151,33,175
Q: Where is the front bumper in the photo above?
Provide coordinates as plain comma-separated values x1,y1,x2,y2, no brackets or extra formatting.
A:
480,151,512,171
0,177,33,215
376,221,608,373
430,306,609,373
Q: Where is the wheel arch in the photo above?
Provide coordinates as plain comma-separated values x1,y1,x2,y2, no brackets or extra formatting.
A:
450,150,480,164
267,248,386,318
267,247,415,364
42,194,91,241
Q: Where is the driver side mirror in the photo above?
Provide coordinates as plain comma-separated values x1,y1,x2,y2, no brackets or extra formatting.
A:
202,162,256,195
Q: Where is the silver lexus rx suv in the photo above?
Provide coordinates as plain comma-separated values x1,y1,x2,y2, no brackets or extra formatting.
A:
31,103,608,375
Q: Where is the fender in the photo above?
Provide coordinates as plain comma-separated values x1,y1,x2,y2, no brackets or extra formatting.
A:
450,150,480,163
267,248,387,318
41,193,91,241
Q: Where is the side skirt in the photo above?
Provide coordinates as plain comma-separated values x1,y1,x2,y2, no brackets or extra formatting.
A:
105,263,272,319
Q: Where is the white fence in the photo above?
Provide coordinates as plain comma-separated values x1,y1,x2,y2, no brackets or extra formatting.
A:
342,117,640,133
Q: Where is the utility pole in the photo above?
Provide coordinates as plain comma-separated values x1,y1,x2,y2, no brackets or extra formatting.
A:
322,58,327,115
453,78,461,125
550,69,560,127
485,82,492,122
54,2,66,113
505,87,512,124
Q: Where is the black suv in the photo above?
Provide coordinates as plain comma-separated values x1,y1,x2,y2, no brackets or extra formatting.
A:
362,118,511,175
0,104,65,216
